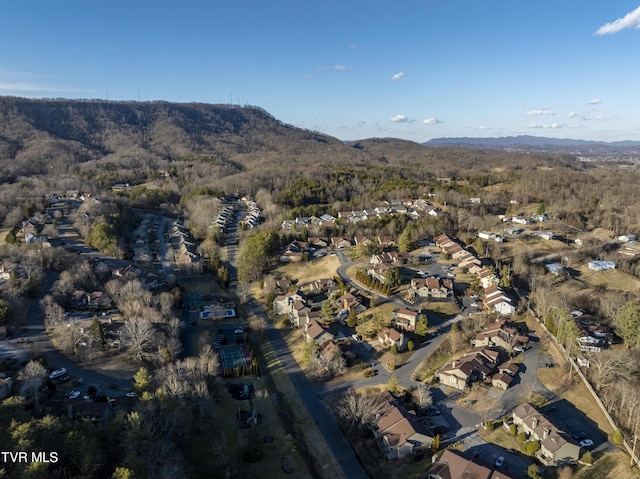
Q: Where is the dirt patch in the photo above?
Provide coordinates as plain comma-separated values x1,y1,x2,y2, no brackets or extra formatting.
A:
178,275,226,295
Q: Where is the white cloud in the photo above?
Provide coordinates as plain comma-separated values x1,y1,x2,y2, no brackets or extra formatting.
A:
588,98,602,104
392,72,406,81
595,6,640,35
527,123,563,129
0,82,75,93
526,107,555,116
478,125,493,130
348,42,358,49
422,118,440,125
568,112,579,118
389,114,409,123
333,65,349,71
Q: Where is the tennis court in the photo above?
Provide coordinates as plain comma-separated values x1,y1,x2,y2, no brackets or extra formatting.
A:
218,345,250,371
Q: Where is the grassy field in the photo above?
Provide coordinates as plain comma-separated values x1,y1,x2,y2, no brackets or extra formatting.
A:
0,227,10,244
574,266,640,293
277,256,341,287
574,451,640,479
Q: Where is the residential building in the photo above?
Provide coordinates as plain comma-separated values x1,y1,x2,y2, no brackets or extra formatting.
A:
425,449,516,479
391,308,418,331
372,392,433,460
512,403,581,466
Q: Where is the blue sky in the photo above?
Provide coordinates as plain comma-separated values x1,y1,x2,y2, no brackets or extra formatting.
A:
1,1,639,142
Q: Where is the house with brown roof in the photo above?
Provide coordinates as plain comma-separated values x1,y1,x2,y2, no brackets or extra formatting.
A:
410,277,453,299
337,292,366,313
492,373,515,390
377,327,406,351
436,347,498,390
373,392,433,460
391,308,418,331
473,319,528,352
512,403,581,466
305,320,335,346
425,449,516,479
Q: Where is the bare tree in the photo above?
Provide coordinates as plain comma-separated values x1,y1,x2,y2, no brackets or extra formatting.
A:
337,389,381,433
414,385,433,412
124,317,157,363
40,294,65,327
248,315,268,340
20,360,47,404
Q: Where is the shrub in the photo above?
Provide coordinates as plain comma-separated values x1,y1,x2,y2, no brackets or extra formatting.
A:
581,451,593,465
612,429,623,444
510,423,517,436
363,368,375,377
485,421,496,431
517,431,527,443
407,340,415,351
525,440,540,455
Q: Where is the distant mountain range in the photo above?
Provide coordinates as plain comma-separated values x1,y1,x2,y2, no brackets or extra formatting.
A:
424,135,640,155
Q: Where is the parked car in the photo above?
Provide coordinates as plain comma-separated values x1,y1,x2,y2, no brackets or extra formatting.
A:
572,431,586,441
351,334,361,342
68,391,80,399
543,404,557,413
495,456,504,467
514,346,525,354
125,391,137,398
580,439,594,448
49,368,67,380
56,375,70,383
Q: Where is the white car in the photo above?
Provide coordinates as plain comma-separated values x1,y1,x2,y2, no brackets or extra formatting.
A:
68,390,80,399
495,456,504,467
580,439,594,448
352,334,361,342
49,368,67,380
125,391,137,398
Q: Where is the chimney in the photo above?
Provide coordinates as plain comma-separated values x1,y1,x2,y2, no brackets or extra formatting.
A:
532,417,538,429
543,427,550,439
452,360,457,368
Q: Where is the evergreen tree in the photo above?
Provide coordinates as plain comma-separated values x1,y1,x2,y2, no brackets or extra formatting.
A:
347,309,358,328
89,315,106,348
415,314,429,336
320,300,336,323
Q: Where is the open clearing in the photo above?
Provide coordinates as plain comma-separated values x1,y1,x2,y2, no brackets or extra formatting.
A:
277,256,340,287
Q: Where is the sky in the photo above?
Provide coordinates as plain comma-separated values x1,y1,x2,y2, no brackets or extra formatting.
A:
1,1,640,143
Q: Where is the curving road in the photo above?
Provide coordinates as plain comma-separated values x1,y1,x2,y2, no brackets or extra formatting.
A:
25,270,132,394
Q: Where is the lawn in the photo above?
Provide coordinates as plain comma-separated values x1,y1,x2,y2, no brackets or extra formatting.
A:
0,228,10,244
277,256,341,287
574,451,640,479
574,266,640,293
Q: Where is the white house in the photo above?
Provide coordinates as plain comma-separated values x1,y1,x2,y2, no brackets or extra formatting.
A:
588,260,616,271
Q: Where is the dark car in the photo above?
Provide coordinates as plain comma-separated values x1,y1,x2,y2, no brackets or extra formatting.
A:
572,431,586,441
543,405,557,413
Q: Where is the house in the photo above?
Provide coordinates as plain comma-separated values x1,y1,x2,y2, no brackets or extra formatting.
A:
305,320,335,346
377,328,406,351
272,291,305,316
492,372,515,390
469,197,481,204
477,268,497,289
545,263,565,275
87,291,112,310
473,319,528,351
436,347,498,390
337,292,365,313
331,237,352,249
372,392,433,460
70,290,88,309
410,277,453,299
478,231,496,240
483,286,516,315
391,308,418,331
536,231,554,240
367,263,392,284
426,449,517,479
512,216,530,225
588,260,616,271
617,234,636,243
512,403,581,466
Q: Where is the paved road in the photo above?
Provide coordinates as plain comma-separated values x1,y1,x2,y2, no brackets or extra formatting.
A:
25,270,132,395
251,300,368,479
